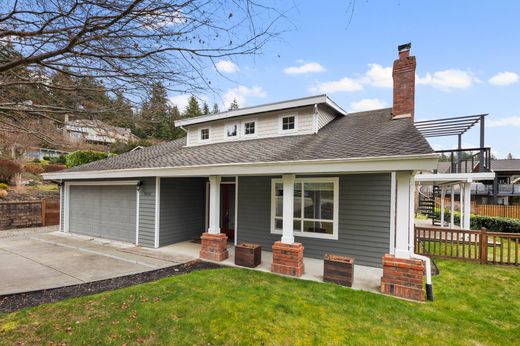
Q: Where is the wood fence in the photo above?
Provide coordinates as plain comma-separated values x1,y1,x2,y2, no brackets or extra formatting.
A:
0,198,59,230
415,225,520,266
41,198,60,226
435,197,520,219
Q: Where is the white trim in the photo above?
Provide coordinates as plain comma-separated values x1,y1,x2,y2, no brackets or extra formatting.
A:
278,113,298,134
59,184,63,232
43,154,439,180
207,176,221,234
154,177,160,248
242,119,257,137
450,187,455,228
234,176,239,246
415,172,495,183
65,180,141,186
135,186,140,245
174,94,347,127
389,172,396,254
270,177,339,241
224,122,239,140
440,187,446,227
199,127,210,141
64,182,70,232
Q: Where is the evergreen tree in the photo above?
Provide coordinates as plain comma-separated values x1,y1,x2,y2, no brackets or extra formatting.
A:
183,95,202,118
212,103,220,114
228,98,239,110
139,82,172,138
202,102,210,115
506,153,514,159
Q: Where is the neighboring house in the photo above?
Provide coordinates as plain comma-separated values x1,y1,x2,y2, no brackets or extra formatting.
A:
26,147,69,161
44,44,492,301
65,119,136,145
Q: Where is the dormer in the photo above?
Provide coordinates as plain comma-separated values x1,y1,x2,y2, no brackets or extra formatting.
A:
174,95,346,147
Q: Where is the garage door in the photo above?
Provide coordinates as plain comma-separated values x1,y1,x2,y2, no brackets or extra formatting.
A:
68,185,137,243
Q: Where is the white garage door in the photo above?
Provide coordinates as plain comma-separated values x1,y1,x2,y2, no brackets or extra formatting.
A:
68,185,137,243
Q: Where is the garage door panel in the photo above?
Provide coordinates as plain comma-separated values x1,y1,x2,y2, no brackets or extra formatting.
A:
69,185,136,243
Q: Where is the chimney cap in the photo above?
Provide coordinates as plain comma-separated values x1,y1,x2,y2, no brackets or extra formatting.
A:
398,42,412,52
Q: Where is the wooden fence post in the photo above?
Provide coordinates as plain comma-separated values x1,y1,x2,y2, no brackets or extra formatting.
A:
41,198,46,226
480,227,488,265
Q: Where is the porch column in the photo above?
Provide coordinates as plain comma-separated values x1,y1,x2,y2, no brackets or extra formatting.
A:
440,187,446,227
459,183,464,229
207,175,221,234
450,187,455,228
271,174,304,277
199,175,229,261
463,182,471,230
394,171,414,258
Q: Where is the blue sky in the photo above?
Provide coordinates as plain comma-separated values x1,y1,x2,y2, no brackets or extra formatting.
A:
170,0,520,159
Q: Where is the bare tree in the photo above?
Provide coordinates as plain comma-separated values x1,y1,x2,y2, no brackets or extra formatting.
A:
0,0,284,144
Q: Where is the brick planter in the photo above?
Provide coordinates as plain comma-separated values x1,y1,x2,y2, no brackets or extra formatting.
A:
235,243,262,268
380,254,425,301
271,241,304,277
199,232,229,261
323,254,355,287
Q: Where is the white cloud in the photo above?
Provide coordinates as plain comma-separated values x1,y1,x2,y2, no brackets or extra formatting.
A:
223,85,266,108
416,69,478,91
489,71,519,86
349,98,388,112
487,116,520,128
284,62,326,75
309,77,363,93
215,60,240,74
360,64,393,88
169,94,192,110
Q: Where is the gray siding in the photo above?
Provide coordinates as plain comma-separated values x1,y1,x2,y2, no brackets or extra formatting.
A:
138,177,156,247
237,174,391,268
159,178,206,246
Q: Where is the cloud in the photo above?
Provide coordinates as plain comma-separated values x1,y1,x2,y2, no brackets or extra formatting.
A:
349,98,388,112
284,62,326,75
223,85,266,108
360,64,393,88
309,77,363,93
487,116,520,128
169,94,192,110
489,71,519,86
416,69,478,91
215,60,240,74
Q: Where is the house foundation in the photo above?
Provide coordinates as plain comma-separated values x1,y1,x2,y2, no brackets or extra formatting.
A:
380,254,425,301
270,241,304,277
199,232,229,261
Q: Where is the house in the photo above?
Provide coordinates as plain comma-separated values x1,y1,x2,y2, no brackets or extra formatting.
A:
26,147,69,161
44,44,462,301
65,118,136,145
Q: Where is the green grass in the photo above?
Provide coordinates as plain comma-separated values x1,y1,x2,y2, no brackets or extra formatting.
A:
1,260,519,345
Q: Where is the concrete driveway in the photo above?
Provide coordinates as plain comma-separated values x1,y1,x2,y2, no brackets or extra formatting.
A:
0,227,196,295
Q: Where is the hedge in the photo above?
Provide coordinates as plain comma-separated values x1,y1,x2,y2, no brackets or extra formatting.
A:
65,150,113,168
0,160,22,184
435,210,520,233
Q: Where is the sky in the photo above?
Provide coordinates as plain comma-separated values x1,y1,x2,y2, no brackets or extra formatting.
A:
169,0,520,159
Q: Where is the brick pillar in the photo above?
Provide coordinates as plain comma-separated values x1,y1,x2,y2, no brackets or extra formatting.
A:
380,254,425,301
200,232,229,261
271,241,304,277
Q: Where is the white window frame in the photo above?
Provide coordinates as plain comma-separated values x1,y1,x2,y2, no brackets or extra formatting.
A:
279,114,298,133
270,177,339,240
200,127,210,141
242,119,257,137
224,122,239,139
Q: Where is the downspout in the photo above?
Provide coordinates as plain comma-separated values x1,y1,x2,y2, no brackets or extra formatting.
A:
411,253,434,301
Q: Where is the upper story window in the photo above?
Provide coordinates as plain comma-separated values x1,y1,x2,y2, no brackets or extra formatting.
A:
225,123,238,138
281,115,296,131
243,121,256,136
200,128,210,141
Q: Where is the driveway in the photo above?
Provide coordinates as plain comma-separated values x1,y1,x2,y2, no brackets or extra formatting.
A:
0,227,196,295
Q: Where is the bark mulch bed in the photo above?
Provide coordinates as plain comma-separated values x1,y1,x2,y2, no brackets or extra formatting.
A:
0,260,222,314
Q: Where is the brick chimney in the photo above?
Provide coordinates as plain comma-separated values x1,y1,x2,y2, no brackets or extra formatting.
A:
392,43,416,120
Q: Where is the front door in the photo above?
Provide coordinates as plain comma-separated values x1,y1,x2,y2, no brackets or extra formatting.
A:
220,184,235,240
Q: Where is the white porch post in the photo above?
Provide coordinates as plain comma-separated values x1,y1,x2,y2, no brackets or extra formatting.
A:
459,183,464,229
450,187,455,228
463,182,471,230
440,187,446,227
281,174,295,244
207,175,221,234
394,171,414,258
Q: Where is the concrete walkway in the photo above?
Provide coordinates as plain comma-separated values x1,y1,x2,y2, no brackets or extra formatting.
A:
0,229,194,295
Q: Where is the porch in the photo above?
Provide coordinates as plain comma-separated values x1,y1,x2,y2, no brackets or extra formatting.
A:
151,240,383,293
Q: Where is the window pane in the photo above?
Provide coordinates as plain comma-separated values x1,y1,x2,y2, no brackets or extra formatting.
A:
201,129,209,140
303,182,334,220
294,219,301,232
245,122,255,135
303,220,333,234
226,124,237,137
274,183,283,217
282,116,295,130
275,218,283,230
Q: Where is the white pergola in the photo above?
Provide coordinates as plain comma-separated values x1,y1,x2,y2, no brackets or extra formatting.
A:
415,172,495,230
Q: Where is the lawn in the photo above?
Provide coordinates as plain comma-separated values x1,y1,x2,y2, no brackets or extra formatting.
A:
1,260,519,345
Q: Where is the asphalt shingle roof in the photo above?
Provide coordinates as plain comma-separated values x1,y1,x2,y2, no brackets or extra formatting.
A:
64,108,433,173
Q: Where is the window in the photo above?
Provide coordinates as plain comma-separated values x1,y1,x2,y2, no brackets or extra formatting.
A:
281,116,296,131
244,121,256,136
271,178,338,240
200,128,210,140
225,123,238,138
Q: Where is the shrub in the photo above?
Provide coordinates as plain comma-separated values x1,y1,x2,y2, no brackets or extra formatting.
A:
24,163,45,175
436,210,520,233
65,150,113,168
0,160,22,184
0,183,8,190
44,164,66,172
